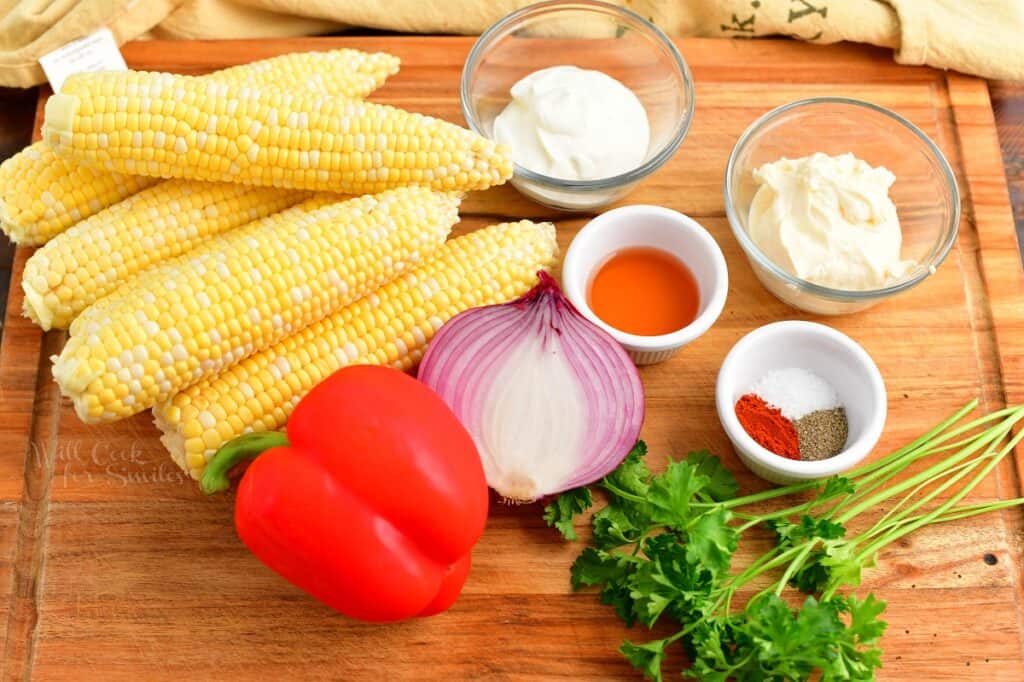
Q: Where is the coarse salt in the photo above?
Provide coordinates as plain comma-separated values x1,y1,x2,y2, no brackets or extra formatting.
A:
750,367,840,420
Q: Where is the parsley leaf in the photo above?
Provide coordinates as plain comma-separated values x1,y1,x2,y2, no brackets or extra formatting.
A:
601,441,652,499
819,594,887,680
635,534,718,626
820,542,866,593
685,450,740,501
685,620,729,679
620,638,669,682
600,581,640,627
769,515,846,547
734,594,843,680
767,516,848,593
629,535,692,626
685,507,738,576
844,593,887,645
570,547,632,588
543,487,593,541
570,547,641,625
647,461,708,529
820,476,856,500
790,550,833,594
592,503,648,549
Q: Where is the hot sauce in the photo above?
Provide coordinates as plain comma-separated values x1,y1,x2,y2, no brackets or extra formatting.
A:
587,246,700,336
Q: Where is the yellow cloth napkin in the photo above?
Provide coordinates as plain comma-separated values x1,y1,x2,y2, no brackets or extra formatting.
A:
0,0,182,87
0,0,1021,87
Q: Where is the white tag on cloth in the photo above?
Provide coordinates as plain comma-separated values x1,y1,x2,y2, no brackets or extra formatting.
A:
39,28,127,93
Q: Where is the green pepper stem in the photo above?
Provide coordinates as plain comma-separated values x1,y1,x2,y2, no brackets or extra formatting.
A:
200,431,291,495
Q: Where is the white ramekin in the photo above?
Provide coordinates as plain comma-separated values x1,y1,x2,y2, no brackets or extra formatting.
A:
562,205,729,365
715,321,887,485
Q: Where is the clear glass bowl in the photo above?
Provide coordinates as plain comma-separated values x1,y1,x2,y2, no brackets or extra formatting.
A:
724,98,960,315
461,0,694,212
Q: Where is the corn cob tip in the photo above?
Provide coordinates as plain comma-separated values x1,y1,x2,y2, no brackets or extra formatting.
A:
43,93,77,150
22,281,54,331
0,150,27,243
532,221,558,256
506,219,559,264
494,142,514,181
0,199,19,244
375,52,401,78
50,353,99,423
152,409,190,476
477,139,514,188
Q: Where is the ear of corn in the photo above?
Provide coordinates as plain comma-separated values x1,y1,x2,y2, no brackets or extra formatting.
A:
2,48,398,246
52,187,459,423
43,70,512,195
210,49,398,99
0,142,158,246
22,180,308,330
154,220,558,479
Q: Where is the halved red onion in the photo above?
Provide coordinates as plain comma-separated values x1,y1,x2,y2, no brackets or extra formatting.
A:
418,272,644,502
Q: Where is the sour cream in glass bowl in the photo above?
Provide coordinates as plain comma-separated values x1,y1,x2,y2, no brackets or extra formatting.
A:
492,65,651,182
461,0,694,211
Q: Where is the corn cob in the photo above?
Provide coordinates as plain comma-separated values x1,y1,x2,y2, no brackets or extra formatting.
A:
43,70,513,195
154,220,558,479
22,180,308,330
2,48,398,246
52,187,459,423
211,49,398,99
0,142,158,246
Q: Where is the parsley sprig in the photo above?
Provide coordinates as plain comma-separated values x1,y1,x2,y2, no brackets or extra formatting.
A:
544,400,1024,680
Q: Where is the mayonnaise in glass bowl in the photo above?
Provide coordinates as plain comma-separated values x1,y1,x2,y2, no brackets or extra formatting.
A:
724,98,960,315
461,0,694,212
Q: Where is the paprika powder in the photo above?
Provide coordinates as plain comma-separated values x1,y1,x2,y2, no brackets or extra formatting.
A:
734,393,800,460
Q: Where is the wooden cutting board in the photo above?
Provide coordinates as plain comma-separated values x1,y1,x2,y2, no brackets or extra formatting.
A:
1,36,1023,681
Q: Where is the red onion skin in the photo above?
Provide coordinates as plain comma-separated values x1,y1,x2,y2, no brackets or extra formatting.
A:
418,272,644,500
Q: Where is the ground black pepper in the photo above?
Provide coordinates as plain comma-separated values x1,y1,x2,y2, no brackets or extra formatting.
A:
794,407,848,461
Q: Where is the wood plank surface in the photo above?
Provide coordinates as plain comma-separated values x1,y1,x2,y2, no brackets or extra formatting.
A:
1,36,1022,680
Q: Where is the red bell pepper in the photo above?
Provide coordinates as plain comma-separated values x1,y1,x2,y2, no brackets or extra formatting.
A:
201,365,489,622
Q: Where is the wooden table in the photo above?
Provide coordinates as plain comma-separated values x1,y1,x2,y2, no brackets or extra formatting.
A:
1,36,1023,680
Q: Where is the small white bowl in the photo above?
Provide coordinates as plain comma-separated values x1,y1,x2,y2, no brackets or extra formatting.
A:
715,321,887,485
562,205,728,365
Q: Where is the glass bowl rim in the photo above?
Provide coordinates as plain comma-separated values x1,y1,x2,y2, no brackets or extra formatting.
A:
459,0,695,191
723,96,962,301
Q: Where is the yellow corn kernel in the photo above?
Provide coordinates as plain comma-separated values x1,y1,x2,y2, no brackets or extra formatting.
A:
52,187,459,423
44,70,512,195
153,220,558,479
2,48,398,246
22,180,309,330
